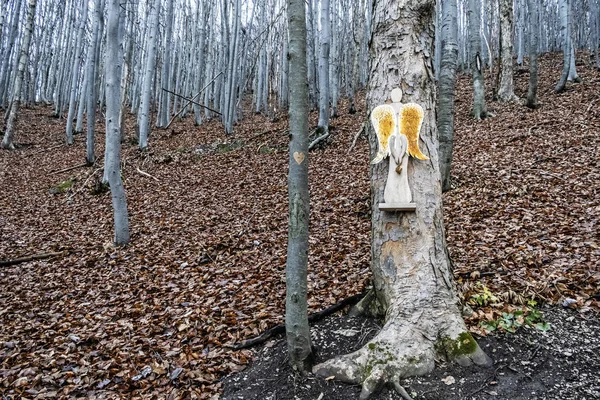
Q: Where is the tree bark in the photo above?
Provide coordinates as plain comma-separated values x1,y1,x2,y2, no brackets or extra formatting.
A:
86,0,104,166
138,0,160,150
313,0,491,397
286,0,313,373
555,0,572,92
317,0,331,132
105,0,130,246
526,0,539,108
497,0,518,102
2,0,36,150
157,0,174,128
469,0,488,119
438,0,459,193
66,0,89,145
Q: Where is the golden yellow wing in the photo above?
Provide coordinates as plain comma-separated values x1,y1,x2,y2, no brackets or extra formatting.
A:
399,103,429,160
370,104,397,164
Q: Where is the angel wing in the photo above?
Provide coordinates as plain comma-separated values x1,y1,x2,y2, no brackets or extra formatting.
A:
370,104,398,164
399,103,429,160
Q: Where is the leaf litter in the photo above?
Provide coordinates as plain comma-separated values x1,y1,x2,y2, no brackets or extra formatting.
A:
0,52,598,398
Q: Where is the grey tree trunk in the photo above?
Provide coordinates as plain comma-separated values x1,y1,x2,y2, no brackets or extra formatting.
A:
2,0,36,150
313,1,491,397
526,0,539,108
66,0,89,145
0,0,22,108
157,0,174,128
438,0,459,193
497,0,518,101
86,0,104,165
138,0,160,150
285,0,313,373
469,0,488,119
105,0,129,246
555,0,572,92
317,0,330,132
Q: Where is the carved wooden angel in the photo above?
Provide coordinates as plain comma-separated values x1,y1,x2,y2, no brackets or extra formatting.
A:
371,88,428,207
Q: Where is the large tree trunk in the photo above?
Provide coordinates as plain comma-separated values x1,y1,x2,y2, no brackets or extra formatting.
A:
438,0,459,193
313,0,491,398
469,0,488,119
497,0,518,102
526,0,539,108
285,0,313,372
1,0,36,150
105,0,130,246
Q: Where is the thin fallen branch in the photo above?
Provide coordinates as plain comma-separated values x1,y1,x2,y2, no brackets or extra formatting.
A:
229,292,366,350
136,167,159,181
0,251,68,267
348,122,366,153
33,144,63,155
161,88,222,116
309,130,331,151
165,72,224,129
49,162,89,175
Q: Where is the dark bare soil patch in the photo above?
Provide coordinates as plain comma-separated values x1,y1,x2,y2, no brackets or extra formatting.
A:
222,307,600,400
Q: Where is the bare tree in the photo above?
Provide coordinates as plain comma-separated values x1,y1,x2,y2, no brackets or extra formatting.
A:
105,0,130,246
497,0,518,101
65,0,89,145
469,0,488,119
285,0,313,373
438,0,459,192
317,0,331,133
2,0,37,150
138,0,160,150
313,0,491,397
527,0,540,108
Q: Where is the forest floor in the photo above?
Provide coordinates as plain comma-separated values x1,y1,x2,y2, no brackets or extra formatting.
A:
0,53,599,399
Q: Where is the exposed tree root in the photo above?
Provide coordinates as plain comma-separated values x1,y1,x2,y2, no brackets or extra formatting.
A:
313,316,492,399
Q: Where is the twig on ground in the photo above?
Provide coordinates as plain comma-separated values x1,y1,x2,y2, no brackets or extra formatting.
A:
33,144,63,155
49,162,89,175
136,167,159,181
0,251,68,267
309,130,330,150
229,292,366,350
467,364,506,397
348,122,366,153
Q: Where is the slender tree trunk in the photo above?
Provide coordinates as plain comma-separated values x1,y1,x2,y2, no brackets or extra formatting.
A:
555,0,572,92
526,0,539,108
469,0,488,119
317,0,330,132
87,0,104,166
286,0,313,373
2,0,36,150
105,0,130,246
313,1,491,397
138,0,160,150
66,0,89,145
0,0,22,108
157,0,174,128
438,0,459,192
497,0,518,101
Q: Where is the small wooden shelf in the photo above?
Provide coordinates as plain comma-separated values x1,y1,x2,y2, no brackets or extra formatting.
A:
378,203,416,212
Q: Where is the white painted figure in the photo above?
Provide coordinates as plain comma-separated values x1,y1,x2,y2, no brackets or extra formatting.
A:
371,88,428,209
